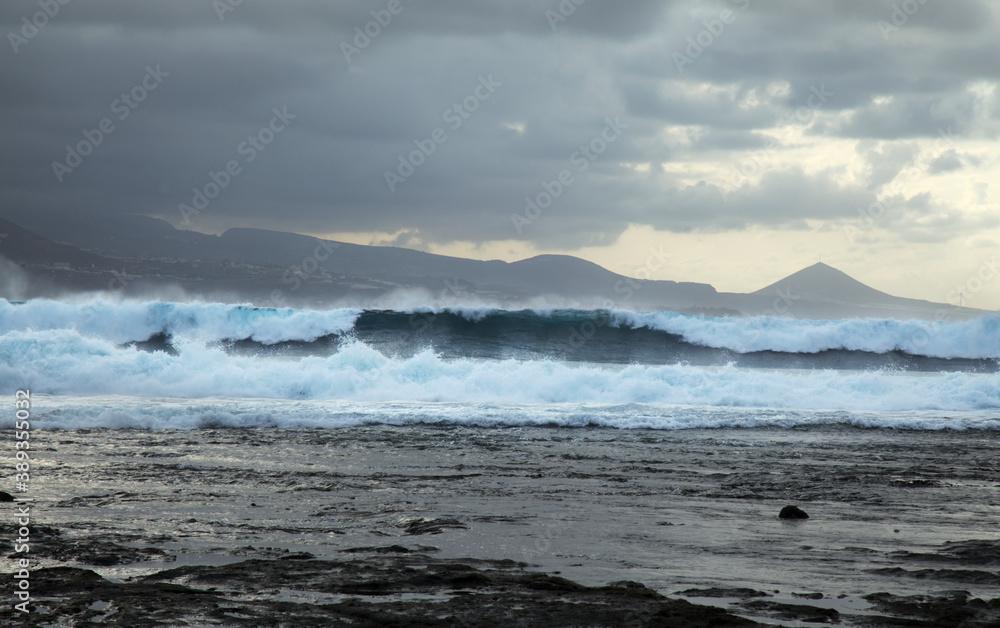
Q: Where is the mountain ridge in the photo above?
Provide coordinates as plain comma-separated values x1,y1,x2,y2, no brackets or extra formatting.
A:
754,262,894,302
0,213,986,320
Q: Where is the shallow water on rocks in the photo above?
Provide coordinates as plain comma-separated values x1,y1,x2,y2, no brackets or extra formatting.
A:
14,424,999,625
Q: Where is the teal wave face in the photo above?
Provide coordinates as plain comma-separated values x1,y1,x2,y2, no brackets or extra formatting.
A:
2,299,998,371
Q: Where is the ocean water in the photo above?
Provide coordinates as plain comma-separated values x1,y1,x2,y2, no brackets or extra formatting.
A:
3,297,999,431
7,297,1000,624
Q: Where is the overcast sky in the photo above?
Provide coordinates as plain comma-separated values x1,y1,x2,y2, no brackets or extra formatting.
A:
2,0,999,308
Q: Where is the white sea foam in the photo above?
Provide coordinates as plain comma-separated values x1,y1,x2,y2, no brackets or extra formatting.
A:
3,328,998,414
609,310,1000,359
4,298,999,430
27,395,1000,431
3,298,998,359
0,298,360,344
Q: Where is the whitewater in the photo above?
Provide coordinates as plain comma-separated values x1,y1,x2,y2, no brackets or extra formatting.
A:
3,298,999,430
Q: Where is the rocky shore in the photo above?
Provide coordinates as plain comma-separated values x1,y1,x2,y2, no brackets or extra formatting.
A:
3,424,998,626
5,528,999,626
7,539,763,626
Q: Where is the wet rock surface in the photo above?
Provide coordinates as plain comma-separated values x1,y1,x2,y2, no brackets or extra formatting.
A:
890,539,1000,567
399,516,469,535
871,567,1000,586
678,587,772,599
862,590,1000,627
1,547,763,627
740,599,840,623
5,525,174,566
779,504,810,519
10,425,1000,626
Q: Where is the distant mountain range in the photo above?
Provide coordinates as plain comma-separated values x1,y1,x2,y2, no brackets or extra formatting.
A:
0,213,986,320
0,218,111,269
751,262,969,320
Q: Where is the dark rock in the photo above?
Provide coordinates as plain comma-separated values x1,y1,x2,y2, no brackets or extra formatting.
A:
863,590,1000,626
522,574,586,592
8,527,173,566
679,587,771,599
89,554,120,566
779,505,809,519
595,581,665,600
871,567,1000,585
0,491,14,502
610,580,648,589
342,544,414,554
226,545,304,558
651,598,762,627
741,599,838,623
0,539,770,627
890,478,940,487
891,539,1000,567
122,331,178,355
399,517,467,535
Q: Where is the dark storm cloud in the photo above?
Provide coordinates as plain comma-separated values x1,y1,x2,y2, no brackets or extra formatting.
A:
859,141,920,189
651,169,877,232
825,91,984,140
872,192,1000,244
0,0,996,250
926,149,965,175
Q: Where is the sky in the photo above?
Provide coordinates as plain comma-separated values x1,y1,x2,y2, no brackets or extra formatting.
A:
2,0,999,309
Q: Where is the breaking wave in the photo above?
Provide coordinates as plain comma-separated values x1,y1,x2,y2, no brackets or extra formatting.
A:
4,298,998,429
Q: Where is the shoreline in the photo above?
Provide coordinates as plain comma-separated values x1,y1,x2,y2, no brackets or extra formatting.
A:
4,424,998,625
